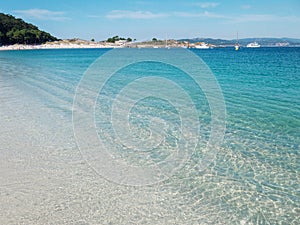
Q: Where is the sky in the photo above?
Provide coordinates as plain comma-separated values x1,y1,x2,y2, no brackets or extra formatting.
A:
1,0,300,41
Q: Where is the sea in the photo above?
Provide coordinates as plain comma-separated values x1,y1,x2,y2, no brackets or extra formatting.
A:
0,47,299,224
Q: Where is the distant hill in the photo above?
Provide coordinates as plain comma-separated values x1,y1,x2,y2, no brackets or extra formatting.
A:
179,37,300,46
0,13,58,46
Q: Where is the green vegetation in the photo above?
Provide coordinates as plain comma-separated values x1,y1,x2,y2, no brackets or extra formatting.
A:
152,38,158,42
0,13,58,45
106,35,132,43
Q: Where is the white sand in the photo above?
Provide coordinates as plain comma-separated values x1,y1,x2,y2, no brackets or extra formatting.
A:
0,42,127,51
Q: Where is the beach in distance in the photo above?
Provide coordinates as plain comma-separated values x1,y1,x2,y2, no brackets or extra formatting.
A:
1,37,300,51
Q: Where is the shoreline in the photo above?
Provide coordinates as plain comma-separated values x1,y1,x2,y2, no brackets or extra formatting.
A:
0,39,189,50
1,42,299,51
0,43,121,51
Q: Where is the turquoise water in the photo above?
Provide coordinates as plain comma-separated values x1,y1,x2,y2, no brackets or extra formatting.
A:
0,48,299,224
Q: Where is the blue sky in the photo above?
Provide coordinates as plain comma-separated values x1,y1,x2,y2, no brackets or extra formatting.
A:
1,0,300,41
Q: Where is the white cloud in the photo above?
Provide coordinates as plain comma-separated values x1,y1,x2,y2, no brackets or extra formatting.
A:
174,11,226,19
174,11,300,23
195,2,220,8
106,10,167,19
13,9,69,21
104,9,300,24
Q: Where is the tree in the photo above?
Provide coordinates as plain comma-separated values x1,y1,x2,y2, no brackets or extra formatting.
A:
106,36,132,43
0,13,57,45
152,38,158,42
91,38,95,42
0,31,3,44
107,37,115,43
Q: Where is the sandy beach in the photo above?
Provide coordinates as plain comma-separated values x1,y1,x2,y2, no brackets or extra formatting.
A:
0,42,120,51
0,39,193,50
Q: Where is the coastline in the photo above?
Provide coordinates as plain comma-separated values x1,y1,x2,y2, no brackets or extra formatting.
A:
0,42,120,51
1,41,298,51
0,39,190,51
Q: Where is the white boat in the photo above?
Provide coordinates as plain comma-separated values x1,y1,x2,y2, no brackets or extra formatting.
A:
165,34,170,49
235,32,239,51
194,43,210,49
246,42,261,48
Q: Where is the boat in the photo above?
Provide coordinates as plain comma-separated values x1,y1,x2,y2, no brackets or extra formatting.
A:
235,32,239,51
165,34,170,49
246,42,261,48
235,44,239,51
194,42,210,49
165,39,169,49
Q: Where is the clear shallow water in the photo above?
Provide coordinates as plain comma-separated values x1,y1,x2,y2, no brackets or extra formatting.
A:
0,48,299,224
